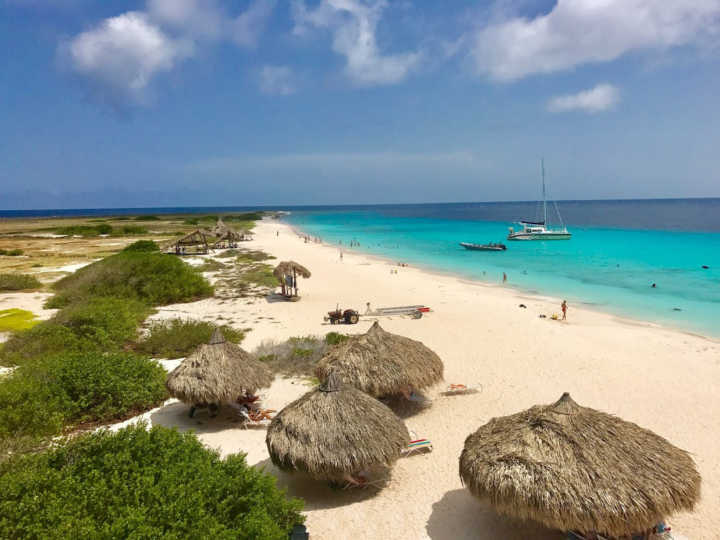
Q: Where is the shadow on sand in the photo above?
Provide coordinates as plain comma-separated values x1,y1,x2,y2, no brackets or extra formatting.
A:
426,489,562,540
150,401,249,435
253,457,388,511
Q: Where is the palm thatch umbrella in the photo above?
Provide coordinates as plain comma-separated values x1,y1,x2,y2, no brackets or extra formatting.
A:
273,260,311,298
315,321,444,398
459,392,701,538
166,329,273,416
265,371,410,482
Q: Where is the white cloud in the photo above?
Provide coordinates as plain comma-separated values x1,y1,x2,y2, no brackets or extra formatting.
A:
471,0,720,81
67,12,193,102
547,84,620,113
292,0,420,86
258,65,297,95
64,0,276,105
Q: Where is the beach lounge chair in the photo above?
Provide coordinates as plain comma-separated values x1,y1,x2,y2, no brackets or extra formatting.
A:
441,383,482,396
402,437,433,457
239,407,275,428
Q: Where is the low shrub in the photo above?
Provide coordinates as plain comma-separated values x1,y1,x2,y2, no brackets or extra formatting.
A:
198,259,228,272
0,249,24,256
48,251,213,308
324,331,349,346
55,224,113,236
183,218,199,225
236,250,275,263
0,309,39,333
254,335,329,377
1,298,148,366
238,263,278,289
113,225,148,235
136,319,244,358
53,297,149,349
0,424,303,539
0,353,167,440
134,215,160,221
123,240,160,252
0,273,41,291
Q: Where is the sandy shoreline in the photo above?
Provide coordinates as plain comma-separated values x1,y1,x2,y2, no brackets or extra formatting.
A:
3,218,716,538
133,219,717,539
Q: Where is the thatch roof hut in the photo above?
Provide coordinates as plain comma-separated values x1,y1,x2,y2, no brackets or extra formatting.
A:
166,229,210,254
459,392,701,538
273,261,311,298
315,321,444,398
266,372,410,481
166,329,273,408
211,217,229,237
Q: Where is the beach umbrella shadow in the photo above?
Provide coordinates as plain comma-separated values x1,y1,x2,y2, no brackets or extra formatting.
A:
253,457,386,510
425,489,561,540
150,401,245,435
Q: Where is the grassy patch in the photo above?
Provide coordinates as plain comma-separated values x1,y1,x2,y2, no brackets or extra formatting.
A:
135,318,244,358
0,273,41,291
0,249,24,256
324,331,349,346
0,424,303,539
55,224,112,236
122,239,160,252
216,249,241,258
197,258,228,272
134,215,160,221
47,251,213,309
0,309,39,332
236,249,275,263
254,335,326,377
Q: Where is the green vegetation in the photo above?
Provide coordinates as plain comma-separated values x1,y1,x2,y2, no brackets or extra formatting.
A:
324,331,349,346
198,258,228,272
122,239,160,252
55,224,112,236
0,309,39,332
135,319,244,358
47,250,213,309
0,273,41,291
0,249,24,256
0,353,167,440
0,425,303,539
238,263,278,289
236,249,275,263
134,215,160,221
113,224,148,235
2,298,150,365
216,248,241,258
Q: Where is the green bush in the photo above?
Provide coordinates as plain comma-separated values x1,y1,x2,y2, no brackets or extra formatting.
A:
0,249,23,256
183,218,199,225
53,297,149,349
325,331,349,346
55,224,112,237
0,323,89,366
0,353,167,439
123,240,160,252
0,425,303,539
0,273,41,291
2,298,149,366
134,215,160,221
236,250,275,263
136,319,244,358
48,251,213,308
113,225,148,235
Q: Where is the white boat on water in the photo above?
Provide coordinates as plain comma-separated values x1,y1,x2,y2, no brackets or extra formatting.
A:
508,160,571,241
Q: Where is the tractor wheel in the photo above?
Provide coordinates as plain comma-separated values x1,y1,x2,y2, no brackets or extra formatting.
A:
347,313,359,324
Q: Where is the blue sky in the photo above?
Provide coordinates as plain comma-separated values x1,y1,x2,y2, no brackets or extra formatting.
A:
1,0,720,209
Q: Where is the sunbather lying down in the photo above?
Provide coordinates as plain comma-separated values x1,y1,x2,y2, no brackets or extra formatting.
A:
342,471,371,487
247,408,276,422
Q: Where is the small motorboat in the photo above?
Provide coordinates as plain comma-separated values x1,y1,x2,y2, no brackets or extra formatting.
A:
460,242,507,251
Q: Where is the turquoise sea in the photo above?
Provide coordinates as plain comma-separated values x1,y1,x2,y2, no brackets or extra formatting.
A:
284,200,720,338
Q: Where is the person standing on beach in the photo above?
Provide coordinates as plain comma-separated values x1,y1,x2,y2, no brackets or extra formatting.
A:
340,250,343,261
503,272,507,283
561,300,568,320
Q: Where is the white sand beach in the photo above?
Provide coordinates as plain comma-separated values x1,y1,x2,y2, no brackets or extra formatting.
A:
135,219,718,539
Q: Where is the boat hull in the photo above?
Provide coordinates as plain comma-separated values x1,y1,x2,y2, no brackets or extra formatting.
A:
460,242,507,251
507,232,572,241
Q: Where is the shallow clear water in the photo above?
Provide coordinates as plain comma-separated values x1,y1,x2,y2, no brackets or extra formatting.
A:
286,205,720,338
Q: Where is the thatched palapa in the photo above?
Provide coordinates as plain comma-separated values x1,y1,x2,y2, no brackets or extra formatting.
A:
315,321,444,397
459,392,701,538
166,329,273,408
266,372,410,481
166,229,210,254
273,260,311,298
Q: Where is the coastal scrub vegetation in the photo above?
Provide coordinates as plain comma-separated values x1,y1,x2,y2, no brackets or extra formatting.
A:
53,223,149,237
0,352,167,441
0,249,24,256
122,239,160,252
254,333,348,377
0,273,41,291
0,425,303,539
135,318,244,358
47,250,213,308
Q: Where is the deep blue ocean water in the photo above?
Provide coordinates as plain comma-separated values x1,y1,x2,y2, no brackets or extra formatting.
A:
283,200,720,338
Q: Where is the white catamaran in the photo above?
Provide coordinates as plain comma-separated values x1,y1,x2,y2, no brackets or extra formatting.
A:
507,160,571,241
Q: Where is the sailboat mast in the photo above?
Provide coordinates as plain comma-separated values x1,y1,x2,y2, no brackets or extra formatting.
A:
541,159,547,225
